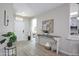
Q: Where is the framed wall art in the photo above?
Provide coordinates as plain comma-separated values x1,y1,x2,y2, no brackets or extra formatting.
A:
42,19,54,33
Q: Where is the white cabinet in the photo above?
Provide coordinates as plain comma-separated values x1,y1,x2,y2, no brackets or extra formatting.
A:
67,36,79,55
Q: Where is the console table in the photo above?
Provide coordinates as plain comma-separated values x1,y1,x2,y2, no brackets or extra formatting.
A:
37,33,61,54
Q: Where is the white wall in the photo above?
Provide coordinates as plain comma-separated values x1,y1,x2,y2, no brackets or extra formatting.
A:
37,4,70,38
0,3,15,38
0,3,15,41
36,4,72,55
70,3,78,13
0,3,15,55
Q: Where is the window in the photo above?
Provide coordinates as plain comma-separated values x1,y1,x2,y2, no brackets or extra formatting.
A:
31,18,37,33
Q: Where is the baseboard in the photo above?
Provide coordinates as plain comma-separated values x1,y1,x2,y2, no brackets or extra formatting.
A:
59,49,79,56
59,49,73,56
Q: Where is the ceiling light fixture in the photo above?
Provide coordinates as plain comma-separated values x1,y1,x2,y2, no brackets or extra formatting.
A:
16,12,27,17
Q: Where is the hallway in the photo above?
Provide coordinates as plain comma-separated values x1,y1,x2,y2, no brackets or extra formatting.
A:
16,40,66,56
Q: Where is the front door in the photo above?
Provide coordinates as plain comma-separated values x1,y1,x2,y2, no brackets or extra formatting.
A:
14,20,25,41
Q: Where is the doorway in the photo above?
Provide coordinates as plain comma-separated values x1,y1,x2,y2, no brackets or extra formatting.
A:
14,17,25,41
31,18,37,43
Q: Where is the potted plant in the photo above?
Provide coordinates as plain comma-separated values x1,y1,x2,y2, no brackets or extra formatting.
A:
0,32,17,47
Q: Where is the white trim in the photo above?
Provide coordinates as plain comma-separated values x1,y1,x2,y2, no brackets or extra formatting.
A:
59,49,79,56
59,49,72,55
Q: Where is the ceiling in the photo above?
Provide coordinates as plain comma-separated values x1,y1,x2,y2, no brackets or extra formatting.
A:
13,3,63,17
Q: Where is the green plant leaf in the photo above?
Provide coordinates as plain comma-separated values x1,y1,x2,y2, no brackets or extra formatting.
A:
0,39,6,44
7,32,13,37
9,35,17,43
2,34,8,37
1,32,17,44
2,32,12,37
